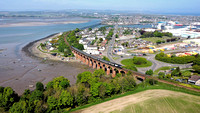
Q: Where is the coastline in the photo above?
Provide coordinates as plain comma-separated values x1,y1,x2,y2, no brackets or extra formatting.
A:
22,33,59,60
22,32,79,62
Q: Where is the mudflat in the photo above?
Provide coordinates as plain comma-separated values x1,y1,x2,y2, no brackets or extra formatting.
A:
0,34,93,95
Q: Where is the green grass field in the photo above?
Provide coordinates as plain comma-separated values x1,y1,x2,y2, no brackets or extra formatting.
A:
111,95,200,113
121,58,152,68
68,82,200,113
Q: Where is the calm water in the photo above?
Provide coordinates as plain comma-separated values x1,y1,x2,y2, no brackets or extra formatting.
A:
0,19,101,45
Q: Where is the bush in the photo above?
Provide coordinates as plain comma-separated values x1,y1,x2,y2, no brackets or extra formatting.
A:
146,79,158,85
158,72,165,79
133,57,147,65
145,69,153,76
36,82,44,91
192,65,200,73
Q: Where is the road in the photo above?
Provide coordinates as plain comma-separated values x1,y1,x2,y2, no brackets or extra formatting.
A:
106,25,118,62
105,27,193,74
113,50,192,74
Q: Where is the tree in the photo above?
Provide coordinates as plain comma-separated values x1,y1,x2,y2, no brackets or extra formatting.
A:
111,79,121,94
58,90,74,108
47,96,58,111
29,90,44,103
73,44,84,50
21,89,30,101
76,71,93,87
122,42,129,47
0,86,4,93
93,69,105,78
90,82,102,97
145,69,153,76
158,72,165,79
0,87,19,110
133,57,147,65
46,81,54,89
99,84,106,98
153,31,163,37
193,65,200,73
156,40,162,44
146,79,158,85
51,76,70,89
36,82,44,91
75,28,80,33
59,80,70,89
9,100,28,113
166,74,172,78
115,34,119,38
193,57,200,65
88,28,92,31
99,38,103,43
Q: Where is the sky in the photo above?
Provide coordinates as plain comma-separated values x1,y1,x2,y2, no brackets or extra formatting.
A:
0,0,200,15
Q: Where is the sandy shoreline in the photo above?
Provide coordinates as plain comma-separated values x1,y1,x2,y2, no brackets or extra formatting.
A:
0,20,89,27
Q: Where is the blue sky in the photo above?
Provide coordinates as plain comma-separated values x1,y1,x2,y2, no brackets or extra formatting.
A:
0,0,199,14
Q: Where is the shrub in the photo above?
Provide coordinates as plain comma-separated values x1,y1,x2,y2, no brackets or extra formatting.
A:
36,82,44,91
145,69,153,76
133,57,147,65
158,72,165,79
192,65,200,73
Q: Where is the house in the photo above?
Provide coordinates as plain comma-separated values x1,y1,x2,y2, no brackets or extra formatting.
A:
86,37,96,41
83,50,100,55
98,47,105,51
188,75,200,84
195,79,200,86
79,38,90,45
86,45,98,50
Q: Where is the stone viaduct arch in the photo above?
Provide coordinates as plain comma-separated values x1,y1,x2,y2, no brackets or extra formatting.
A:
71,46,146,80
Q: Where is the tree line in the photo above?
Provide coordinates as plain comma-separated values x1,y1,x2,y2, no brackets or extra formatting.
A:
155,52,195,64
0,69,146,113
139,30,173,38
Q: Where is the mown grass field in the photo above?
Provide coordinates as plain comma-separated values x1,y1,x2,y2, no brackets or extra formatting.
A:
111,94,200,113
121,58,152,68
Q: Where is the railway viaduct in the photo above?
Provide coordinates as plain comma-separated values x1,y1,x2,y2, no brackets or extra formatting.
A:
70,46,146,80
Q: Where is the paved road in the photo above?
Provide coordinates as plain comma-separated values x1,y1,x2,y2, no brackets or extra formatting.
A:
107,25,118,62
113,50,192,74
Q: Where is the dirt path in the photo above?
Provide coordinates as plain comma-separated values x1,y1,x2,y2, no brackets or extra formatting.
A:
76,89,200,113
